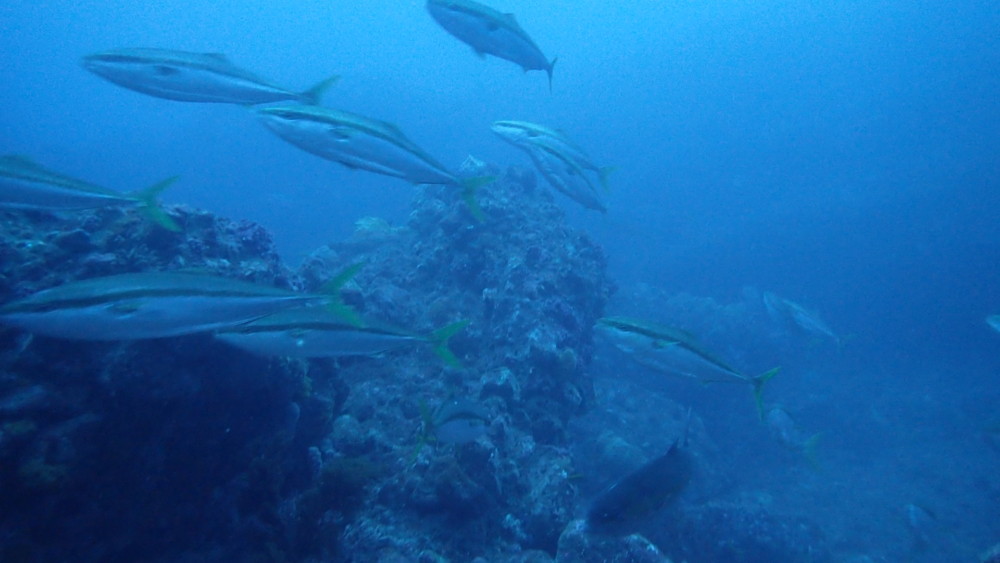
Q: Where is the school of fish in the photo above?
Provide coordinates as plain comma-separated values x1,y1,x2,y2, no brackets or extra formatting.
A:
0,0,896,537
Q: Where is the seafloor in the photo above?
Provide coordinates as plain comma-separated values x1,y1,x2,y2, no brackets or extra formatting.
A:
0,163,997,562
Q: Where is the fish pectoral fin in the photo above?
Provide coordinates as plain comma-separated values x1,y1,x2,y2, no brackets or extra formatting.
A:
471,47,487,58
327,126,352,142
153,65,179,76
108,300,144,315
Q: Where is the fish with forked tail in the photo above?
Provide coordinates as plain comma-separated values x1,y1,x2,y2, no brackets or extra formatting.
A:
0,272,358,341
765,406,821,467
216,309,467,367
82,48,337,105
426,0,556,89
0,155,179,231
596,316,778,417
256,105,493,220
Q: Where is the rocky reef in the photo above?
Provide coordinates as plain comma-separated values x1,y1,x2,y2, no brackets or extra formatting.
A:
0,163,615,562
0,162,840,562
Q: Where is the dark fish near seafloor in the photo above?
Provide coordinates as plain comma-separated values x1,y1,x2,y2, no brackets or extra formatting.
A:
586,422,693,534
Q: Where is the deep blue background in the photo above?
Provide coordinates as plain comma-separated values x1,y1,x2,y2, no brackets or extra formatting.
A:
2,2,999,557
1,1,997,377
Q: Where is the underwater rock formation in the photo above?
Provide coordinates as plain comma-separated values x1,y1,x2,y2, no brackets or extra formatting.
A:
0,162,613,561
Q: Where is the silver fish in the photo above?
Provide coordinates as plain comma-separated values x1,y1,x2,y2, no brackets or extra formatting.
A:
82,48,336,105
216,309,466,366
597,316,778,416
765,407,820,466
764,292,841,346
256,104,492,218
491,120,613,189
0,155,178,230
524,142,607,213
987,315,1000,334
0,272,342,340
426,0,556,89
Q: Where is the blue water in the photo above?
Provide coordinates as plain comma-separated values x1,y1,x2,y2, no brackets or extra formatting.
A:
2,1,999,560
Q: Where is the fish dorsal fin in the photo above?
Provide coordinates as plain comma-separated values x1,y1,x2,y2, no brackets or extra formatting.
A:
381,120,407,139
1,154,43,169
502,13,519,27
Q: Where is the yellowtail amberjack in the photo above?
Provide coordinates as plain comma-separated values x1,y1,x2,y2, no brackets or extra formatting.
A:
0,155,178,231
596,316,778,416
765,406,821,467
426,0,556,89
491,120,614,189
0,272,356,341
82,48,337,105
256,105,493,219
215,308,467,366
763,292,841,347
525,143,607,213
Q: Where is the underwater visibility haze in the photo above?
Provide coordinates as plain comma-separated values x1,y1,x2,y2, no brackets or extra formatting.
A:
1,1,998,561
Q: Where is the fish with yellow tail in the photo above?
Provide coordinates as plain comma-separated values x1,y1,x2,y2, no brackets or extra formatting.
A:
596,316,778,418
765,406,821,468
216,309,467,367
490,120,614,190
0,155,179,231
0,270,360,341
256,105,493,220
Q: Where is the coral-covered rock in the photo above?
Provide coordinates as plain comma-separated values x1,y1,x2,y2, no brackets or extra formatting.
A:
0,162,613,562
556,519,673,563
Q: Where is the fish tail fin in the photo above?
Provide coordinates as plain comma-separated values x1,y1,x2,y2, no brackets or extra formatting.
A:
802,432,822,470
429,320,469,368
319,262,365,326
680,406,694,447
546,57,558,92
835,333,855,353
459,175,495,222
409,399,436,463
597,166,616,192
131,176,180,231
300,75,340,105
752,367,780,420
